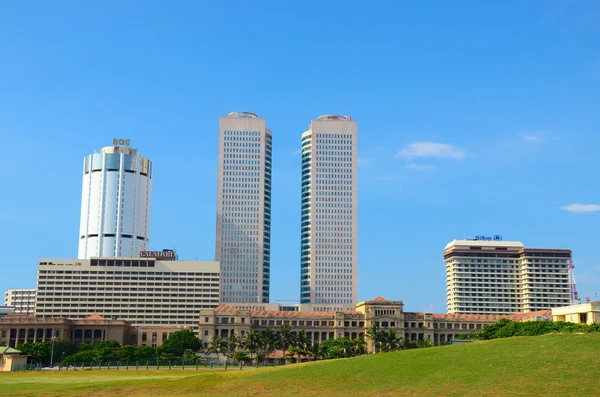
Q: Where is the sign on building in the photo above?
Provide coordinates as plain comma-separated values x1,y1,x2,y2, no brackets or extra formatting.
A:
139,250,176,260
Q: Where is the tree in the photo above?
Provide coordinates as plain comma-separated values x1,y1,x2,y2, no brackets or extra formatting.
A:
366,323,382,353
242,330,261,359
61,350,97,366
278,324,295,363
227,332,239,360
93,340,120,351
158,329,201,360
260,328,278,364
96,347,115,362
77,343,93,352
306,342,321,361
135,346,156,362
234,351,249,364
183,349,196,362
295,330,310,363
401,337,416,350
52,339,76,363
115,345,138,362
208,336,226,364
319,338,348,359
382,329,402,352
18,339,75,366
18,342,51,364
351,338,368,356
417,338,433,348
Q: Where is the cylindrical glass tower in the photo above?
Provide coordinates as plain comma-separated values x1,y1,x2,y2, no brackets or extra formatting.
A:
78,142,152,258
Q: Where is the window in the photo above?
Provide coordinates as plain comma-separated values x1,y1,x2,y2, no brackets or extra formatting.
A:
204,330,209,336
205,317,209,323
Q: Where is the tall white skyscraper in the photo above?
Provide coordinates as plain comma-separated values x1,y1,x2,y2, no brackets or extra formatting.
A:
216,112,272,304
78,140,152,259
300,115,358,312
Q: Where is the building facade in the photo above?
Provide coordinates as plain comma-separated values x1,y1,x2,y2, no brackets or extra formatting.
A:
444,239,572,314
552,301,600,324
300,115,358,312
4,289,36,315
216,112,272,304
0,314,136,348
78,140,152,259
198,297,543,352
34,257,220,329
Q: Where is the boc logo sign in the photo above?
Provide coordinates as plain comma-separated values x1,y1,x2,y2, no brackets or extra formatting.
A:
475,235,503,241
113,139,130,146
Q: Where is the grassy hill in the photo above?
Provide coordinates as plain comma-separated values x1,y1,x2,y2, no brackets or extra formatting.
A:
1,333,599,396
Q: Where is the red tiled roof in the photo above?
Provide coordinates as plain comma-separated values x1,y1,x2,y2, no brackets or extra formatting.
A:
370,296,390,303
251,310,335,318
430,310,552,322
82,314,106,321
214,304,240,314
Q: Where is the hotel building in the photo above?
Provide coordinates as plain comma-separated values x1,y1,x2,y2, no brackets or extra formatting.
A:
300,115,358,312
444,239,572,314
4,289,37,315
34,257,220,329
216,112,272,304
78,140,152,258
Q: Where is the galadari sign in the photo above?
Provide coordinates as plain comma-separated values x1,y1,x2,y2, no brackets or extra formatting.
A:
475,235,503,241
139,250,175,260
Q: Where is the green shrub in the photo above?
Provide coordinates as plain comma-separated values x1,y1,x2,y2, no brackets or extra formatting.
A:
469,319,600,340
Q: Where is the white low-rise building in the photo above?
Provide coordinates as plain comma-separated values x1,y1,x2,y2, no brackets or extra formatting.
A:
4,289,36,315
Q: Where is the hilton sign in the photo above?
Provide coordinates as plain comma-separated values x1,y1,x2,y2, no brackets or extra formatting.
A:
139,250,175,260
475,235,503,241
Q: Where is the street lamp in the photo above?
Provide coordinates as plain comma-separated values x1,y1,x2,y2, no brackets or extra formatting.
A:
50,336,56,368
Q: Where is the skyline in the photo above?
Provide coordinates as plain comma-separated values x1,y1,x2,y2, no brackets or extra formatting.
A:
1,1,599,312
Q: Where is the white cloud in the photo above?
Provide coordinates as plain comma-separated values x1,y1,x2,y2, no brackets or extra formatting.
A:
522,132,549,143
405,163,436,171
396,142,465,160
561,204,600,213
291,149,301,156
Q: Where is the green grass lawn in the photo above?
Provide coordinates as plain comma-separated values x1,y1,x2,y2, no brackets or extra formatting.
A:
1,333,599,396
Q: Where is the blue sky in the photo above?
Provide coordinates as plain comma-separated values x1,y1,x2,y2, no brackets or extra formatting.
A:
1,1,599,312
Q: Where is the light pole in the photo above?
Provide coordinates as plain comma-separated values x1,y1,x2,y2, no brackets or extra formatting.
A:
50,336,56,368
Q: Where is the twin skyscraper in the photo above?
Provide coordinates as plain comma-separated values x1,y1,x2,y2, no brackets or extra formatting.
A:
78,113,358,313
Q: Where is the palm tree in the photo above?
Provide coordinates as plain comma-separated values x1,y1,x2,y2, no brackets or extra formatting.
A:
295,330,310,363
242,330,261,360
306,342,321,361
351,338,368,357
401,336,415,350
209,336,226,364
297,330,310,350
278,324,295,363
227,332,239,362
261,328,278,364
366,323,381,353
383,329,402,352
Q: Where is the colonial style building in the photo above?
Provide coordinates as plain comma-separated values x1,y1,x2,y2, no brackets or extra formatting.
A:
198,297,551,351
0,313,186,349
0,314,136,348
